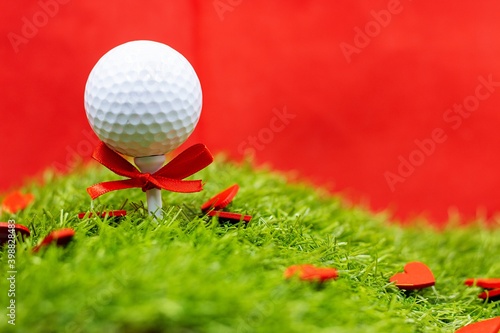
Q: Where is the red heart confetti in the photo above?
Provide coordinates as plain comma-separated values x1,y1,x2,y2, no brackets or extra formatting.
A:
389,261,435,290
201,184,239,212
465,278,500,290
0,222,30,246
78,210,127,219
455,316,500,333
207,210,252,223
465,278,500,301
478,288,500,301
1,191,34,214
32,228,75,253
201,184,252,223
284,264,339,283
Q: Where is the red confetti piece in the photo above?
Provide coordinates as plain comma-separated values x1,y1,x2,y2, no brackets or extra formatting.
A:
389,262,435,290
201,184,252,223
207,210,252,223
465,278,500,290
32,228,75,253
201,184,239,212
1,191,34,214
78,210,127,219
478,289,500,301
284,264,339,283
455,316,500,333
465,277,500,301
0,222,30,245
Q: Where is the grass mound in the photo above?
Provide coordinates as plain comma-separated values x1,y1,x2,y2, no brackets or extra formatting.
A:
1,158,499,332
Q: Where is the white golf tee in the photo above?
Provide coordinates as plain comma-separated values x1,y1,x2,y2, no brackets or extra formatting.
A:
134,155,166,218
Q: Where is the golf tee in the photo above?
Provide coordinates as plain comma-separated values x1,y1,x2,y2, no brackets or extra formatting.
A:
134,155,166,218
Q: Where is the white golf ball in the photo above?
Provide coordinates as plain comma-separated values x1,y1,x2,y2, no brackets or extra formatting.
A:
84,40,202,157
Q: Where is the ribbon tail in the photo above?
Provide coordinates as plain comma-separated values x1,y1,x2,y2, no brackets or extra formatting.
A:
87,178,143,199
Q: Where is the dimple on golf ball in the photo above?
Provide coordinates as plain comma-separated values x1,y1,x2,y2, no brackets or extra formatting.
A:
84,40,202,157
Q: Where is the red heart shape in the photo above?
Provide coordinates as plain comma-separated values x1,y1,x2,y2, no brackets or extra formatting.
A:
33,228,75,253
1,191,34,214
201,184,239,212
455,317,500,333
389,262,435,290
284,264,338,283
465,278,500,290
207,210,252,223
478,288,500,301
0,222,30,245
78,210,127,219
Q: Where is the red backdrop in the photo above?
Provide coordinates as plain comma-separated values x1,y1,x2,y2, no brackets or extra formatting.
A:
2,0,500,225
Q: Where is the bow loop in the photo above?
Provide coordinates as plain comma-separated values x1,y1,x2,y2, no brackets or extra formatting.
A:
87,142,213,199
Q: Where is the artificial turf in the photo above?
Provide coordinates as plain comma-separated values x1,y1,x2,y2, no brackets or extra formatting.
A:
0,157,499,333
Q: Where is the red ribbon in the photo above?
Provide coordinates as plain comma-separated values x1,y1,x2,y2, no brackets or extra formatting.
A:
87,142,214,199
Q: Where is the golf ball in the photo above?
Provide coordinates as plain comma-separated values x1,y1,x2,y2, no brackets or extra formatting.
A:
84,40,202,157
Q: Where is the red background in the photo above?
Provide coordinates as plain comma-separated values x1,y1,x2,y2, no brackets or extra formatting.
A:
2,0,500,225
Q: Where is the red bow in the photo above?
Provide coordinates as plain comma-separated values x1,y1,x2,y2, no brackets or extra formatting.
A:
87,142,214,199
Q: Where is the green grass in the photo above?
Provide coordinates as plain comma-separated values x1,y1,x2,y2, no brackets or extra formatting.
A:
0,157,499,333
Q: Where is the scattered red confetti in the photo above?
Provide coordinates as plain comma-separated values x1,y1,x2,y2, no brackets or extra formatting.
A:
32,228,75,253
465,278,500,290
478,289,500,301
1,191,34,214
0,222,30,246
284,264,339,283
207,210,252,223
455,316,500,333
389,262,435,290
201,184,239,212
78,210,127,219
